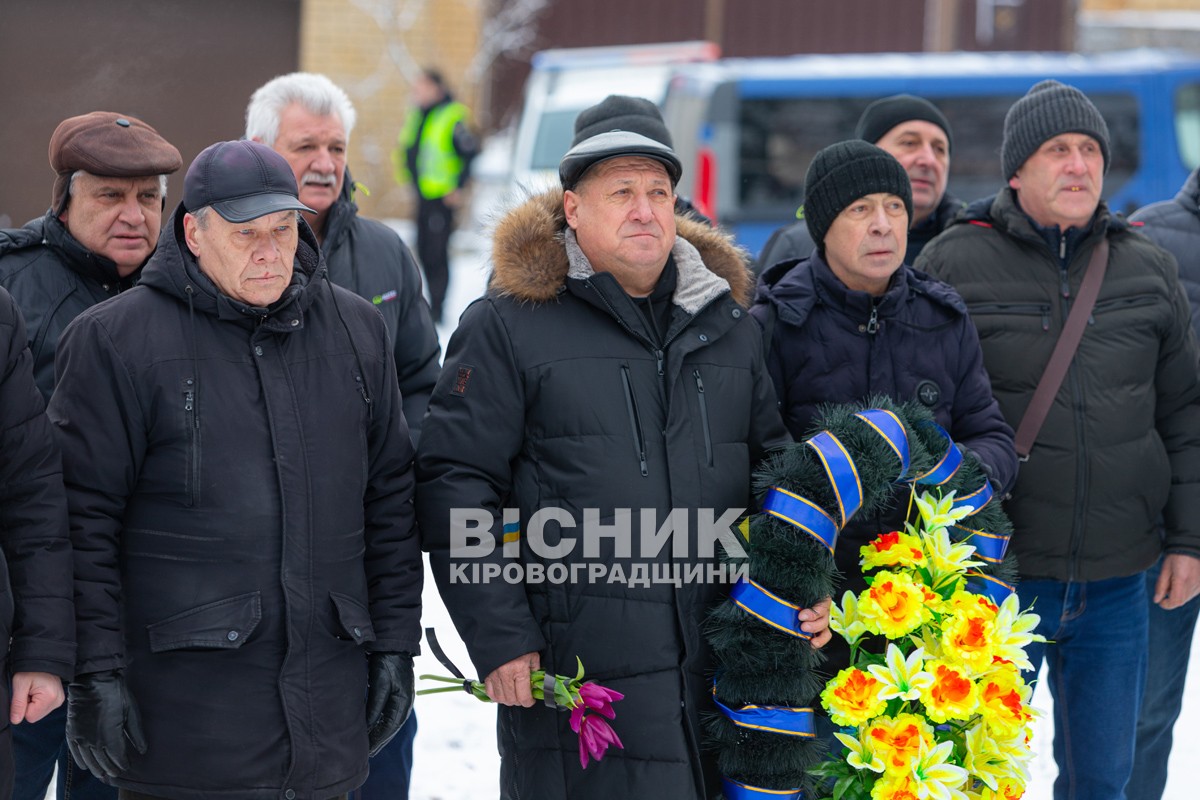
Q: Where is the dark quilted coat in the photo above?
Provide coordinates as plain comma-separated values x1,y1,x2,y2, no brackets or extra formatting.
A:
47,208,421,800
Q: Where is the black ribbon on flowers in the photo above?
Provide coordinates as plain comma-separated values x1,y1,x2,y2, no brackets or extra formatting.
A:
424,627,475,695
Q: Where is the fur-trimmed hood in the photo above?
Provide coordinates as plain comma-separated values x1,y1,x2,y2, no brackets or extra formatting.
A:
489,189,754,309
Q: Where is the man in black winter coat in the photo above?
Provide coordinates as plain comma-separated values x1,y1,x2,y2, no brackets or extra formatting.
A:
750,139,1016,688
1123,170,1200,800
50,140,421,800
757,94,962,273
0,289,74,800
247,72,441,445
0,110,181,800
417,110,830,800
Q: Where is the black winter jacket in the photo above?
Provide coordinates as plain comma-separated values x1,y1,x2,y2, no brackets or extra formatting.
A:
321,176,441,442
0,213,139,401
916,188,1200,579
416,190,790,800
0,285,74,721
47,209,422,800
756,192,965,274
750,253,1016,598
1129,168,1200,335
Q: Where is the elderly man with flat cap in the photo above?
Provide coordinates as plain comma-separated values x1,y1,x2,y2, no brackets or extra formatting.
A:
758,94,960,272
416,108,829,799
0,111,181,800
48,140,422,799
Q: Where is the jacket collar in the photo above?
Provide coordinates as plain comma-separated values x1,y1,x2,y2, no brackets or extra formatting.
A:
320,167,360,254
1177,167,1200,220
38,211,141,288
489,188,753,309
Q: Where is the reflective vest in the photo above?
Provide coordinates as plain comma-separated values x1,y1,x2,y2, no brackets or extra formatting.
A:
394,101,467,200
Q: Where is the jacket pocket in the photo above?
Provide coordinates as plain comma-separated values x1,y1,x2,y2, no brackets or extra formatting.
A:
693,369,713,467
182,380,200,507
966,302,1051,331
330,591,377,646
147,591,261,653
620,365,648,477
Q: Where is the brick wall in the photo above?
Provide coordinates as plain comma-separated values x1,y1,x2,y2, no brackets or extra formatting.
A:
299,0,483,220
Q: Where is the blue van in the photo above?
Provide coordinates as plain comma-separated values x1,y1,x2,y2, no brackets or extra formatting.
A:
661,49,1200,256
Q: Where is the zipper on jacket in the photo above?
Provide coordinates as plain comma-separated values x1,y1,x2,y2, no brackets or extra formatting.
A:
693,370,713,467
183,383,200,507
620,366,649,477
966,302,1052,332
866,304,879,334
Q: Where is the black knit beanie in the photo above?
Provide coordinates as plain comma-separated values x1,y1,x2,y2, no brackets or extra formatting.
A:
855,94,953,154
1001,79,1110,179
572,95,672,148
802,140,912,251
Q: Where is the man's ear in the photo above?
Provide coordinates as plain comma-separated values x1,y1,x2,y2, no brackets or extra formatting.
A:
1008,173,1021,191
182,213,203,257
563,189,580,230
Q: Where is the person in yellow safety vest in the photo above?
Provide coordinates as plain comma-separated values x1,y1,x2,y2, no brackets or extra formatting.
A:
392,68,478,324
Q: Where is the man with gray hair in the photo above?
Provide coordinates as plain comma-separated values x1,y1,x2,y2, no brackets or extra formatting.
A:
247,72,441,445
0,110,181,800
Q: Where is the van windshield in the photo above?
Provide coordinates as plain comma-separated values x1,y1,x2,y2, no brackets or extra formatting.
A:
737,92,1140,218
531,110,579,171
1178,82,1200,171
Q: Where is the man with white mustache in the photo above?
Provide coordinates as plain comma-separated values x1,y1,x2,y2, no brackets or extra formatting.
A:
917,80,1200,800
758,94,960,272
247,73,441,446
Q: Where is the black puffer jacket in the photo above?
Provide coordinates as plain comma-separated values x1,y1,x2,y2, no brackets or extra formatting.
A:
48,209,421,800
1129,168,1200,335
0,212,139,401
0,287,74,786
321,176,441,443
756,192,964,274
416,190,790,800
916,188,1200,579
750,252,1016,598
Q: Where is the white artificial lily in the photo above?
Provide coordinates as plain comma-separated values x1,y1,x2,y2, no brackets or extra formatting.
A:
868,643,933,702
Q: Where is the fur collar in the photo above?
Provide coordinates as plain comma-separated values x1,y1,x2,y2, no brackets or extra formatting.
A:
490,189,753,310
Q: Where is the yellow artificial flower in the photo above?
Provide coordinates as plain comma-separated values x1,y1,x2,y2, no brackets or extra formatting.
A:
821,667,889,727
866,712,934,776
977,668,1034,737
923,526,984,591
833,730,886,774
871,772,923,800
987,593,1046,672
868,643,934,702
919,659,978,723
861,530,928,572
940,606,996,673
914,489,973,534
965,777,1026,800
831,589,870,646
910,740,969,800
860,571,934,638
962,721,1023,791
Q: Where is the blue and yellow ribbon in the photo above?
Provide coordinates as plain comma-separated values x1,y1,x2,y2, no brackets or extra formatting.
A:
721,778,804,799
950,480,994,515
954,526,1010,564
762,487,839,554
966,571,1017,605
855,408,910,480
915,423,962,486
729,578,811,640
713,689,816,738
806,431,863,526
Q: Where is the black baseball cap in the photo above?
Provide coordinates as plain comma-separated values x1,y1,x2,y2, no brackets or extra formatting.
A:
183,140,313,223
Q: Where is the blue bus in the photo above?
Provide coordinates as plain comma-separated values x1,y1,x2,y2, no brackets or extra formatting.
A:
661,50,1200,257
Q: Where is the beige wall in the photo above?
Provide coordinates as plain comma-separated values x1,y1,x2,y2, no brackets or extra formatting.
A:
299,0,484,220
1084,1,1200,9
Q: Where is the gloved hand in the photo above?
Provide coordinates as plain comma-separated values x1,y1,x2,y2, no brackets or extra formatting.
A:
366,652,414,757
65,670,147,779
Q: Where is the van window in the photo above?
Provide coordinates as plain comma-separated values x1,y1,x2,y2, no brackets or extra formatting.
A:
1177,82,1200,171
737,92,1140,216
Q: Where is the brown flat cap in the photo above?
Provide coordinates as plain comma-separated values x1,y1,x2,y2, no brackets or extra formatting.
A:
49,111,182,212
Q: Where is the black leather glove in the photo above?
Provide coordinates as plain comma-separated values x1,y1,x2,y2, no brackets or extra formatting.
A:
65,669,147,779
365,652,414,757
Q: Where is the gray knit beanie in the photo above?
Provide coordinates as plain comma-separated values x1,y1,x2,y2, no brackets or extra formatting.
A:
855,94,953,154
1001,80,1110,179
802,140,912,251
